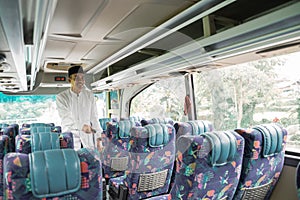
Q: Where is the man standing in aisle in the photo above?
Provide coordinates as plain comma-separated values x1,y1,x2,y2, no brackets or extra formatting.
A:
56,65,103,150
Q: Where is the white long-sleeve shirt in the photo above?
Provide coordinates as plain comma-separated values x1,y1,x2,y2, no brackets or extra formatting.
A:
56,86,103,150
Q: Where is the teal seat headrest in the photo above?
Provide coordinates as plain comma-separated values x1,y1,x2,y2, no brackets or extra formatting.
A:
99,118,112,131
29,149,81,198
118,120,135,138
253,123,284,157
145,124,169,147
30,126,52,134
31,133,60,152
203,131,237,166
187,120,211,135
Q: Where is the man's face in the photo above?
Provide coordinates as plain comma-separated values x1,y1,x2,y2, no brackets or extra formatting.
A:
69,73,85,91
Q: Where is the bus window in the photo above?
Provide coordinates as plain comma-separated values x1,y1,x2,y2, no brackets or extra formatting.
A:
0,92,107,126
130,76,186,121
193,51,300,153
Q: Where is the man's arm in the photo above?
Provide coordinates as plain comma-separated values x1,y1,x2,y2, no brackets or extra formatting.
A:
56,93,77,131
89,93,103,135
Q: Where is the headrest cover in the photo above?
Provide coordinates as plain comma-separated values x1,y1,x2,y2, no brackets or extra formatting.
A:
99,118,112,131
253,123,284,157
203,131,237,166
187,120,211,135
30,126,52,134
31,133,60,152
30,123,53,128
118,120,135,138
145,124,169,147
29,149,81,198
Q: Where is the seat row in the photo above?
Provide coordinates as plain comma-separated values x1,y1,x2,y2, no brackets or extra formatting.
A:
100,119,287,200
0,122,103,199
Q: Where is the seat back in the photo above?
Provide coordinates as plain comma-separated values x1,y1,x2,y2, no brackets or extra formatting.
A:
150,117,174,126
0,123,9,129
99,118,112,131
3,148,102,199
169,131,244,200
2,125,18,152
176,120,214,140
16,132,74,154
122,124,176,199
20,122,53,135
31,133,60,152
0,135,9,199
102,120,136,179
233,123,287,200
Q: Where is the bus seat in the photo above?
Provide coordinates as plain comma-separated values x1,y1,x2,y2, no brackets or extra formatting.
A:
296,162,300,199
2,125,18,153
146,130,244,200
0,135,9,199
233,123,287,200
20,122,54,135
102,120,137,179
99,117,112,132
3,148,102,199
176,120,213,140
108,124,175,200
129,116,143,122
15,132,73,154
150,117,174,126
0,123,9,129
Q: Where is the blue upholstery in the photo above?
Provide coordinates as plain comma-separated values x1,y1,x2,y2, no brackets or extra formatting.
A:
145,124,169,147
204,131,237,166
99,118,112,131
4,148,102,199
16,132,74,154
102,120,137,179
29,149,81,198
118,120,135,138
150,117,174,125
109,124,176,199
31,133,60,152
253,124,283,157
233,123,287,200
2,125,18,152
147,130,244,200
30,126,52,134
175,120,214,140
188,120,212,135
20,122,54,135
0,135,9,199
0,123,9,129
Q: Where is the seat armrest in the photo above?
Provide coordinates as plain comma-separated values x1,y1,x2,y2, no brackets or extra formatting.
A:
119,184,128,200
108,184,128,200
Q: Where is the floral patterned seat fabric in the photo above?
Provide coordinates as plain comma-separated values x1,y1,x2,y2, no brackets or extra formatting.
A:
147,130,245,200
109,123,176,199
233,123,287,200
3,148,102,199
102,120,137,179
0,135,9,199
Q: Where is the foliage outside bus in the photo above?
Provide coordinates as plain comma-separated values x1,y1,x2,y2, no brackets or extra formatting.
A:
131,52,300,152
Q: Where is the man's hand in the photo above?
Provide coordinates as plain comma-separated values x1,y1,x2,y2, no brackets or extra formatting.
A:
82,124,92,133
97,138,104,152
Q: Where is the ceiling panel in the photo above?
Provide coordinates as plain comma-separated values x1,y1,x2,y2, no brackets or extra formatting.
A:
48,0,107,36
44,40,76,59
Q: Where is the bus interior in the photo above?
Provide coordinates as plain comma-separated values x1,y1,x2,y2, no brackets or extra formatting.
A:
1,0,300,199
